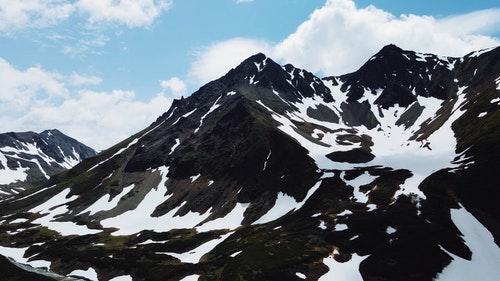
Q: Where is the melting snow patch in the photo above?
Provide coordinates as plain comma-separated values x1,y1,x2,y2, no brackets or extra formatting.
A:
319,221,327,230
296,272,306,279
29,188,101,236
78,184,135,216
253,181,321,225
160,232,232,263
190,174,201,182
334,223,348,231
230,250,242,257
169,138,181,155
196,203,248,232
491,97,500,104
194,95,222,133
386,226,397,234
435,204,500,281
337,209,353,216
102,166,211,235
10,218,28,224
320,253,364,281
0,245,51,269
69,267,98,281
180,275,200,281
227,91,236,96
109,275,133,281
478,112,487,118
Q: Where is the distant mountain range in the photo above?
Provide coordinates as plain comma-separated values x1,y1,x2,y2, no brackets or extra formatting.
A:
0,44,498,281
0,129,96,198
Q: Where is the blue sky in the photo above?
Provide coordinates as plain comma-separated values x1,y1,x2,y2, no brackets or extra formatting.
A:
0,0,499,150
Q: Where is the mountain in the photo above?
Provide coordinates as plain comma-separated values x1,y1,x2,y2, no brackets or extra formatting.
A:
0,129,97,198
0,44,499,281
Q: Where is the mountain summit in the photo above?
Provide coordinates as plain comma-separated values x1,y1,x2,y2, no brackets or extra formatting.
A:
0,45,499,281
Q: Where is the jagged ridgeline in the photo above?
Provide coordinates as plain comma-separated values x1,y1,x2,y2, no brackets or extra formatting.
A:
0,44,499,281
0,129,97,198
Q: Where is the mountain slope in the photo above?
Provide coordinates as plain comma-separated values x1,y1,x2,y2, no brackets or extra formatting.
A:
0,45,499,281
0,129,97,198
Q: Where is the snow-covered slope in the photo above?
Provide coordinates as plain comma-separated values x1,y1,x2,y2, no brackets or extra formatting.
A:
0,45,498,281
0,129,96,198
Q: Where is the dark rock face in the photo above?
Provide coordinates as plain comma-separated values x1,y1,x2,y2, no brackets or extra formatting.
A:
326,148,375,163
0,45,499,281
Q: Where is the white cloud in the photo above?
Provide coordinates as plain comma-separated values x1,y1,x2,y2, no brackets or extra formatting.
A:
0,0,171,33
160,77,187,98
0,0,74,33
3,89,172,150
69,73,102,86
0,57,171,150
75,0,173,27
188,37,272,85
188,0,500,80
235,0,255,3
273,0,500,75
0,58,68,112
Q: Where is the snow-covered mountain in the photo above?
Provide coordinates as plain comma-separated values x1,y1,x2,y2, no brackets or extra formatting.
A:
0,44,499,281
0,129,96,198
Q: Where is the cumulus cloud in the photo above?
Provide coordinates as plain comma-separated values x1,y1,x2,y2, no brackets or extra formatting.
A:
273,0,500,75
0,57,171,150
0,0,171,33
188,0,500,80
188,37,272,85
160,77,188,98
0,0,74,33
0,58,68,112
8,90,172,150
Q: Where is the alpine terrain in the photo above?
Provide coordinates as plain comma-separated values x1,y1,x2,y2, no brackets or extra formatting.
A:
0,129,96,199
0,44,499,281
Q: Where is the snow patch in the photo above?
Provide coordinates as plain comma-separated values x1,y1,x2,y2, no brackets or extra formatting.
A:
334,223,348,231
109,275,133,281
478,112,487,118
78,184,135,216
230,250,242,257
194,95,222,133
296,272,306,279
160,232,232,263
0,245,51,269
386,226,397,234
180,275,200,281
320,253,365,281
253,181,321,224
435,204,500,281
190,174,201,182
29,188,101,236
69,267,98,281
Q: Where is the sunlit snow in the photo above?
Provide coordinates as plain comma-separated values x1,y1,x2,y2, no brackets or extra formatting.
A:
160,232,232,263
179,274,200,281
435,204,500,281
78,184,135,216
29,188,101,236
69,267,98,281
319,253,365,281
